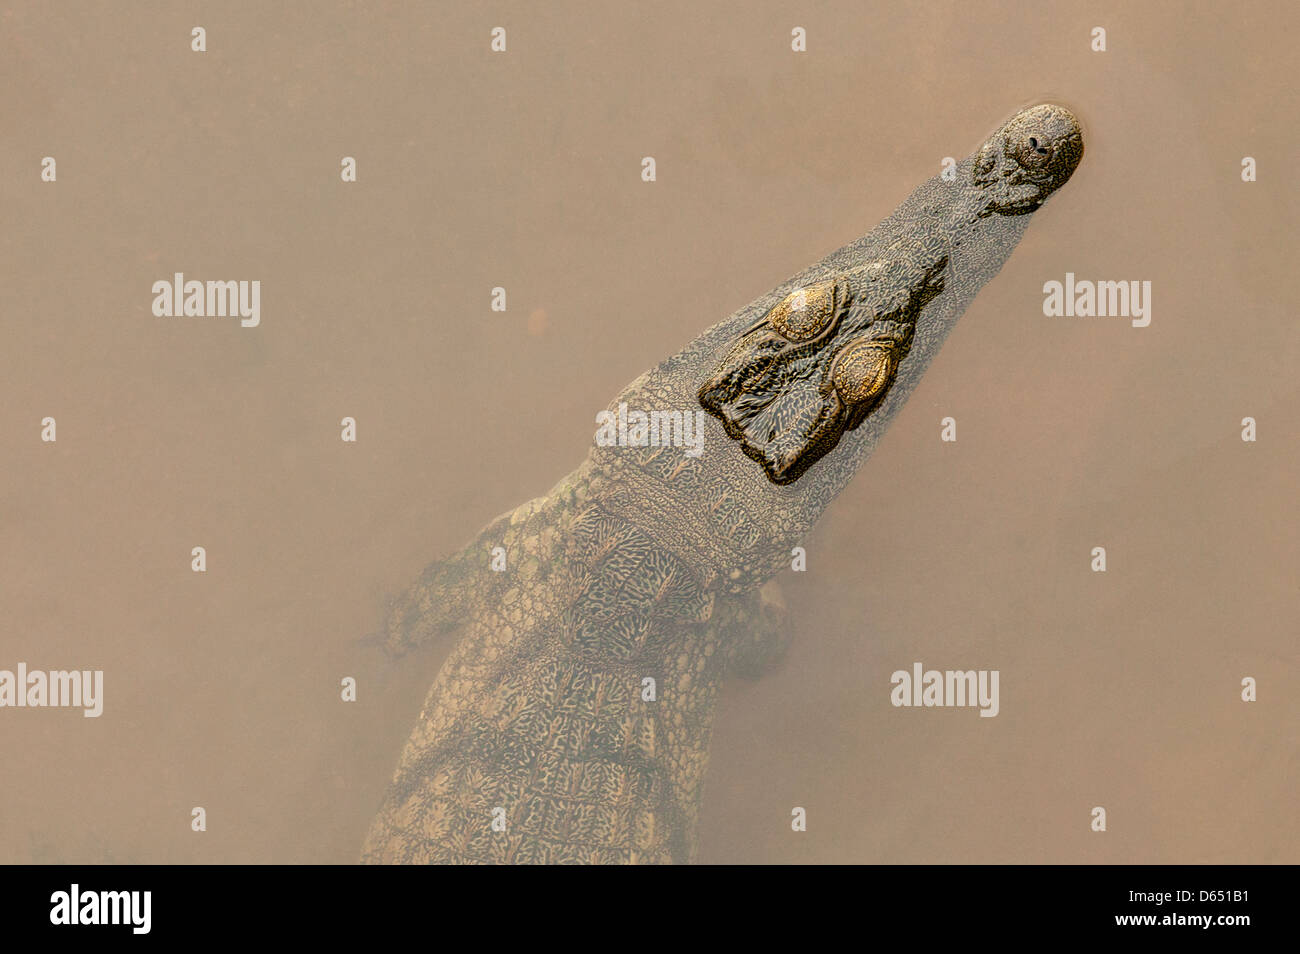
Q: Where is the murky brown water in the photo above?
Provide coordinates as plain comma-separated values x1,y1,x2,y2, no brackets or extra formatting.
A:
2,0,1296,864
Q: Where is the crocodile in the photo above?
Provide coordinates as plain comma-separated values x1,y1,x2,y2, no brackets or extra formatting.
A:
362,104,1084,864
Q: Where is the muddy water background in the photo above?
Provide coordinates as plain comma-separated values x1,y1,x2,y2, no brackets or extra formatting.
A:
2,1,1296,863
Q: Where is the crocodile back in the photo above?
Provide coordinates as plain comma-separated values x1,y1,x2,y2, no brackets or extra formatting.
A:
363,487,727,864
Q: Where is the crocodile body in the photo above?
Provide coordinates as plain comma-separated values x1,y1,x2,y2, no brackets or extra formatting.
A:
362,105,1084,864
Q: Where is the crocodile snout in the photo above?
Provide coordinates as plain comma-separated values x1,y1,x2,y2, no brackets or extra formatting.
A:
974,103,1084,215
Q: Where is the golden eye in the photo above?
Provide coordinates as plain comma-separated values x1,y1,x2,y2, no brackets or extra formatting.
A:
830,340,897,404
768,277,846,342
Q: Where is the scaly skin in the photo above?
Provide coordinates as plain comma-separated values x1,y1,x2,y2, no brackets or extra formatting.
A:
362,104,1084,864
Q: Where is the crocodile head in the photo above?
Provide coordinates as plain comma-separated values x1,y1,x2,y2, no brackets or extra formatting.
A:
697,104,1083,487
697,252,946,485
